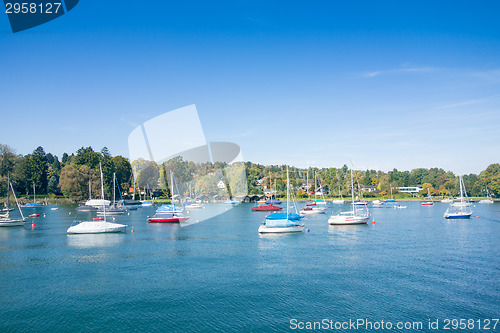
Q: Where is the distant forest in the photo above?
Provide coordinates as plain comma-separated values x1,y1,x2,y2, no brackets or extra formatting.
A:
0,144,498,201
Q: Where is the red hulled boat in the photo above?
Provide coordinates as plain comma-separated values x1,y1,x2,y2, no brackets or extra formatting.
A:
251,204,283,212
148,213,190,223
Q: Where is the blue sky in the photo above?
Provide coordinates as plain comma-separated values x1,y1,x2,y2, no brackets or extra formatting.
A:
1,1,499,174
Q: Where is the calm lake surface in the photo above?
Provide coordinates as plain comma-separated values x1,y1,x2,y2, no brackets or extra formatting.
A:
1,202,499,332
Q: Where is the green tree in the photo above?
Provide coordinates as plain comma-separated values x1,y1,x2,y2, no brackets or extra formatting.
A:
47,174,60,195
31,146,49,194
59,164,95,201
479,163,500,197
51,156,61,174
74,147,100,169
112,155,132,192
61,152,69,164
13,155,32,194
0,144,17,177
136,161,160,190
100,147,115,197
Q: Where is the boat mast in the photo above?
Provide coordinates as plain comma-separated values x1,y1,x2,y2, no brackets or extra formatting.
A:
113,173,116,206
100,163,106,221
459,175,464,204
274,179,276,203
33,182,35,204
10,182,25,220
88,177,92,200
314,172,317,201
6,173,9,210
132,167,136,201
286,166,289,220
351,168,355,213
170,170,174,204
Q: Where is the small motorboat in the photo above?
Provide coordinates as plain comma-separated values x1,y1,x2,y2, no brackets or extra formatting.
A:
29,213,40,218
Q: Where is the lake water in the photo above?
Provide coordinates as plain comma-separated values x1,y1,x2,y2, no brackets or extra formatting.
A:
1,202,499,332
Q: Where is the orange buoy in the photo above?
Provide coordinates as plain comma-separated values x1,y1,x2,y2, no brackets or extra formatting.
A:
372,220,375,224
476,216,479,218
31,223,35,229
131,229,135,233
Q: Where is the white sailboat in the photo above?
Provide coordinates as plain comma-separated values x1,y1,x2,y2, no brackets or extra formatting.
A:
300,172,327,214
421,188,434,206
312,172,327,206
332,186,344,204
384,186,397,204
84,175,110,208
479,186,494,204
67,164,127,234
451,180,471,207
149,171,189,223
444,175,472,219
97,173,126,215
0,176,27,227
184,185,204,209
329,168,370,225
259,166,304,233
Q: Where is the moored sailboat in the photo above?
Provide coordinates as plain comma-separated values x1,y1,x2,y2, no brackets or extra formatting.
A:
149,171,189,223
328,168,370,225
67,163,127,234
0,176,27,227
21,182,44,208
332,187,344,204
258,167,304,233
479,186,494,204
444,175,472,219
97,173,126,215
421,188,434,206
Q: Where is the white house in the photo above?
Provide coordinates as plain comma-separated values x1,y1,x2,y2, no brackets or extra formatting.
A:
397,186,423,194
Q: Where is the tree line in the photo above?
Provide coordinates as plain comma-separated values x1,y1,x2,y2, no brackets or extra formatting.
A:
0,144,133,202
1,143,498,201
244,162,500,198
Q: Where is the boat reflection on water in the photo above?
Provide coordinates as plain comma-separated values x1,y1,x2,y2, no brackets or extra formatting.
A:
67,233,125,248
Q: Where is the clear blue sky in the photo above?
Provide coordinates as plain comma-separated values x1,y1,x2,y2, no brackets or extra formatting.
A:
1,1,499,174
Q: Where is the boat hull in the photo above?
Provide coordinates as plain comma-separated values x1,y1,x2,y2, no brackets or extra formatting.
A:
479,199,494,204
21,203,43,208
444,213,472,219
421,202,434,206
251,204,282,212
67,221,127,234
328,215,369,225
185,204,204,209
451,202,471,207
300,208,326,215
75,205,98,212
258,224,304,233
0,219,26,227
148,216,190,223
